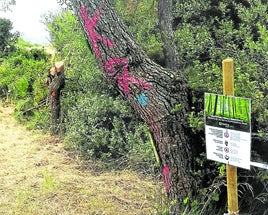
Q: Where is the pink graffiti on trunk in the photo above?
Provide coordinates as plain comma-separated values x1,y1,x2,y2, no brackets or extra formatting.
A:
163,164,170,192
104,58,151,94
80,6,115,58
80,6,151,95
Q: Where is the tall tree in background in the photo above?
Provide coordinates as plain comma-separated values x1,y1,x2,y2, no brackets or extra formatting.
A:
158,0,180,70
0,18,18,53
68,0,197,213
0,0,15,11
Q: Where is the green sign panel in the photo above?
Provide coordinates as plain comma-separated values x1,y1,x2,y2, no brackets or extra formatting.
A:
205,93,251,169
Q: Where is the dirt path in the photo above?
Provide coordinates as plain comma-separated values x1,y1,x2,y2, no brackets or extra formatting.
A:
0,106,160,215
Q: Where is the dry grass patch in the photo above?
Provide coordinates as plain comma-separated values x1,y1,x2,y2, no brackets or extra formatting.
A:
0,106,163,215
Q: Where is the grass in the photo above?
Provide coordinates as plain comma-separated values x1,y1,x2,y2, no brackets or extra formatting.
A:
0,105,164,215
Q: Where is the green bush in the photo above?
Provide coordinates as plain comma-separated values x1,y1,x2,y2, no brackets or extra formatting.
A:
0,48,48,99
0,45,50,129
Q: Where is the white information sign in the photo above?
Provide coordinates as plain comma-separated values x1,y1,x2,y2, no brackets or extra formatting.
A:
205,93,251,170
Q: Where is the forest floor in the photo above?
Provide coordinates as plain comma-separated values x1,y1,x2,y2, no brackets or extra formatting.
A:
0,105,163,215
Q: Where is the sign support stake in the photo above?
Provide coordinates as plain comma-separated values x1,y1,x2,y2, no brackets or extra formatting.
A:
222,58,239,215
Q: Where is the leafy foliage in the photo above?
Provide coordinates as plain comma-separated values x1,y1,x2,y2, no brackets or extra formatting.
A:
175,0,268,137
115,0,164,65
0,17,18,55
0,47,48,97
0,45,50,129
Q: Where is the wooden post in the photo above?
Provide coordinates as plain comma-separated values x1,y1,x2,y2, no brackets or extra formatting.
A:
222,58,239,215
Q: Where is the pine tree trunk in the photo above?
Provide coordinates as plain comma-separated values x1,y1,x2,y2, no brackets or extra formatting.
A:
158,0,180,70
72,0,197,212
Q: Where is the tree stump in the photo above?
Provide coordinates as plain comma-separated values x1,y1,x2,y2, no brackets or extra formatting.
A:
47,61,65,136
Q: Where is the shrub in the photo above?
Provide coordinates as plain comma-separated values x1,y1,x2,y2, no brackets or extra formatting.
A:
0,46,50,129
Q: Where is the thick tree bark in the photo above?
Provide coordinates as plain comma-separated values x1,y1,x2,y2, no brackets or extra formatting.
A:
72,0,197,212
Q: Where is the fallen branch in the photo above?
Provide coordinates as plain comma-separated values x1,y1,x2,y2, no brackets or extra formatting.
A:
21,98,47,115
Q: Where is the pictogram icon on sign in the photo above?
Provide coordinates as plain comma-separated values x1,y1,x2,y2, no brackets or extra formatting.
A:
224,147,229,153
224,130,229,138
